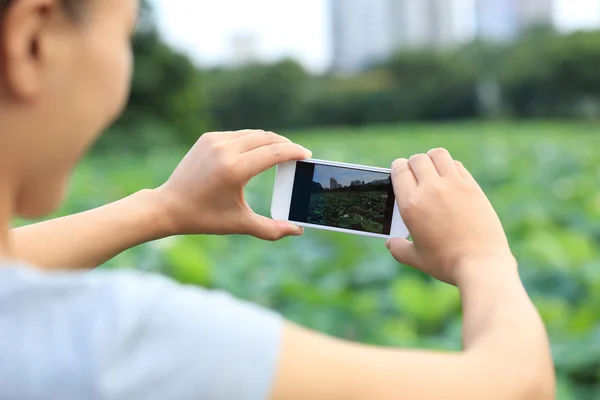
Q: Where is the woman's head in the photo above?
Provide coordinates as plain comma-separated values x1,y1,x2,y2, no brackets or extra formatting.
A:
0,0,138,218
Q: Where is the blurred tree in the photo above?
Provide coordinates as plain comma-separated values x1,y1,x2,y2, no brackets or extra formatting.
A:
206,59,310,131
384,51,479,120
300,53,478,127
299,70,397,127
500,29,600,118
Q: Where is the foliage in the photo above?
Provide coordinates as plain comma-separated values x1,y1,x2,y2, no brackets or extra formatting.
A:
300,29,600,126
308,191,388,234
384,51,479,120
206,60,310,131
63,122,600,399
205,52,480,130
499,29,600,118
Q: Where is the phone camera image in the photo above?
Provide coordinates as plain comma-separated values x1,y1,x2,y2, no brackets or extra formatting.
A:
289,162,396,235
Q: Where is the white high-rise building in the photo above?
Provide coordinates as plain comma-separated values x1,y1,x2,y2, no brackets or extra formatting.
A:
518,0,554,27
331,0,557,73
229,32,261,66
391,0,460,48
476,0,554,41
331,0,472,73
331,0,394,73
475,0,519,41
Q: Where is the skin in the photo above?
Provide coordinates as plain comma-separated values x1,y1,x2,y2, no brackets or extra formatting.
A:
0,0,556,399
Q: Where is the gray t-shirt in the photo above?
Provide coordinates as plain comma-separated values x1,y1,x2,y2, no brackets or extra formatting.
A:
0,264,283,400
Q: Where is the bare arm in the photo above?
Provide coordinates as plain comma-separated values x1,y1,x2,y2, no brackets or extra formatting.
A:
273,264,552,400
11,190,168,269
271,150,555,400
11,130,311,270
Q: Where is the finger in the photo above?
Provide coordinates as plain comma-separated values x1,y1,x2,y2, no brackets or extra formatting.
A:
391,158,417,206
408,154,439,184
247,213,304,241
224,129,273,139
455,161,479,186
233,131,293,153
241,142,312,178
203,130,262,142
385,238,421,267
427,148,458,177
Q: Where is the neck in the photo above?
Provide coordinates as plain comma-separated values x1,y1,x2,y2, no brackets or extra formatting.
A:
0,113,19,261
0,176,14,261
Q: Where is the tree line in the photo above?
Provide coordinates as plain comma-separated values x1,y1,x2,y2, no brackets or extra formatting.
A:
96,7,600,152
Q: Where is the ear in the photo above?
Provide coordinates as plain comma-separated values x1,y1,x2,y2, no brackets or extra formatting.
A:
1,0,59,100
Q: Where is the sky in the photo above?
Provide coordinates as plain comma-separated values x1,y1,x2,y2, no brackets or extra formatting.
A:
154,0,329,70
154,0,600,72
313,165,389,189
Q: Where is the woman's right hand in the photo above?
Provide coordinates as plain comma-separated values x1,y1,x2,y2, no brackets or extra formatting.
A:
154,130,312,241
386,148,516,285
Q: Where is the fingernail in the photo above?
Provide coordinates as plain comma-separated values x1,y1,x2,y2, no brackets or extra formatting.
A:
290,224,304,236
302,147,312,158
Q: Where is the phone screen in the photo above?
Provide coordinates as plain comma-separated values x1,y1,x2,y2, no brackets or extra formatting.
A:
289,161,396,235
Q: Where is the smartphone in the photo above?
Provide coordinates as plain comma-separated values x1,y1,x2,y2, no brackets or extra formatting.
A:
271,158,409,239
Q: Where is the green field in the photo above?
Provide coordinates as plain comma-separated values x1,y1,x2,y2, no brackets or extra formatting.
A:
308,191,388,233
60,121,600,399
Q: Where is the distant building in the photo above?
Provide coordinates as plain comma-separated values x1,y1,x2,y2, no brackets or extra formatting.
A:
331,0,556,73
391,0,467,49
351,180,363,187
330,0,393,73
475,0,519,41
229,32,261,66
475,0,554,41
330,177,340,189
518,0,554,27
371,179,391,186
331,0,472,73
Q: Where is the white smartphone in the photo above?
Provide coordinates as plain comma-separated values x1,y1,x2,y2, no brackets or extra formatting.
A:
271,158,409,239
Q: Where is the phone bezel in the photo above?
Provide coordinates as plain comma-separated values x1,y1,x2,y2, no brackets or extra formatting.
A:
271,158,409,239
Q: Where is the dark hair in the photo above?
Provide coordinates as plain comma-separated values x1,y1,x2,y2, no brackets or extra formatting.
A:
1,0,84,19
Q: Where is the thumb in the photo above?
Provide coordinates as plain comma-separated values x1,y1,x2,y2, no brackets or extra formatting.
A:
248,213,304,241
385,238,421,267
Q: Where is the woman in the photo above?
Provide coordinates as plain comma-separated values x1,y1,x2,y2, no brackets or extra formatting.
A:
0,0,554,398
